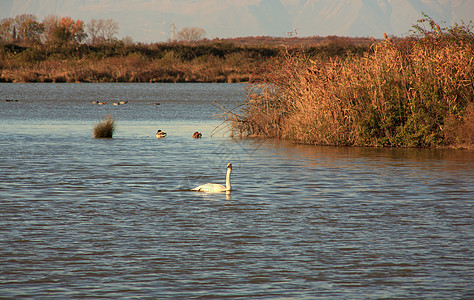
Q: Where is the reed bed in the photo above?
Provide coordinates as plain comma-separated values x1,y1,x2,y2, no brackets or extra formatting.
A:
232,19,474,148
93,115,115,138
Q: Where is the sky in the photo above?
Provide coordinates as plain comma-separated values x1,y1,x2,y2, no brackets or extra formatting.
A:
0,0,473,43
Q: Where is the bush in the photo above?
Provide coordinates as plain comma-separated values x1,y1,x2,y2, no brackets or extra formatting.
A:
93,115,115,138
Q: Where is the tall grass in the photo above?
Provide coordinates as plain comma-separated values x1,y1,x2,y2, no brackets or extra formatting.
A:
93,115,115,138
232,17,474,148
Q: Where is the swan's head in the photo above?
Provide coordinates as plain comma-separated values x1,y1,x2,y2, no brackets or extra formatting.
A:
227,163,232,169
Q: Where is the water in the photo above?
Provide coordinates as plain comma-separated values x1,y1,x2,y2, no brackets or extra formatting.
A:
1,83,473,299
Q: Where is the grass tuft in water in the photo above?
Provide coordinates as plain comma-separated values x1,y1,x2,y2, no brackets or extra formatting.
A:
93,115,116,138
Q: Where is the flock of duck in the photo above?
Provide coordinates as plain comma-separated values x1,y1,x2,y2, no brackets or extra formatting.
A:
5,99,19,102
92,100,129,105
90,100,202,140
92,101,160,106
155,130,202,139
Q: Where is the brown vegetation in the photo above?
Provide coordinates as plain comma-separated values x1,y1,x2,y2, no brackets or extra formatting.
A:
0,13,374,83
93,115,115,138
3,13,471,148
0,13,375,83
0,36,372,83
230,16,474,148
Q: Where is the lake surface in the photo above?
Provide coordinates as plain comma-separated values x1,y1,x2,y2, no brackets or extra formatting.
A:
1,83,473,299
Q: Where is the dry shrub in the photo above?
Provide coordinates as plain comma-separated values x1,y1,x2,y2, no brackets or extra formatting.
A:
93,115,115,138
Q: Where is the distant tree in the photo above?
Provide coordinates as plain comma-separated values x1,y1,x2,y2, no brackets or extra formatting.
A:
15,14,44,45
42,15,60,43
99,19,119,41
0,14,43,45
86,18,119,45
86,19,100,45
122,35,134,45
176,27,206,42
48,16,86,45
0,17,15,43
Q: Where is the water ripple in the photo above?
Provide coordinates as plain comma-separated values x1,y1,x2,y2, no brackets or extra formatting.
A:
0,83,473,298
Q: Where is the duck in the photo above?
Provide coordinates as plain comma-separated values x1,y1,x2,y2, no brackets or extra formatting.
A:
156,130,167,138
119,101,128,105
98,102,106,105
192,163,232,193
192,131,202,138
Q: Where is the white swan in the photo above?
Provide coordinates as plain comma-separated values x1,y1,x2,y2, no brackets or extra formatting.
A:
192,163,232,193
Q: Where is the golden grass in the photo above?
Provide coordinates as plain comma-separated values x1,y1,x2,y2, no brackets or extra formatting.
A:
231,20,474,148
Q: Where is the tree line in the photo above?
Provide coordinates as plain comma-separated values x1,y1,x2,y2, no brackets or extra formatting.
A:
0,14,120,46
0,14,208,46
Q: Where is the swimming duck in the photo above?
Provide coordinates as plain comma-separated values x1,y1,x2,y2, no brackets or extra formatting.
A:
192,163,232,193
156,130,167,138
192,131,202,138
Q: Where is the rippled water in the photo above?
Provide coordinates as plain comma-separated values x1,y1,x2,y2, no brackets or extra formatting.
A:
1,83,473,298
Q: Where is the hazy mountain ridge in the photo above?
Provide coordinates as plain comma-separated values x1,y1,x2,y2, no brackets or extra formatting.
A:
0,0,472,42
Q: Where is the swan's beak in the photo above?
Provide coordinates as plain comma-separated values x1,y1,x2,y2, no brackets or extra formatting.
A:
227,163,232,169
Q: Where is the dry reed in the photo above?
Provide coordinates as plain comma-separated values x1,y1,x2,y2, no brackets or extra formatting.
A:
232,17,474,148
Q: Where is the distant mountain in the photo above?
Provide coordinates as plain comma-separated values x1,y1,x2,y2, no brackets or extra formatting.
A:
0,0,472,42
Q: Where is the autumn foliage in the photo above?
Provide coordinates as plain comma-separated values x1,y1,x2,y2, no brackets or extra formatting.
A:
51,17,86,45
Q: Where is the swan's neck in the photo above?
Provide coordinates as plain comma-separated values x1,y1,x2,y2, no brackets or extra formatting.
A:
225,168,232,191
